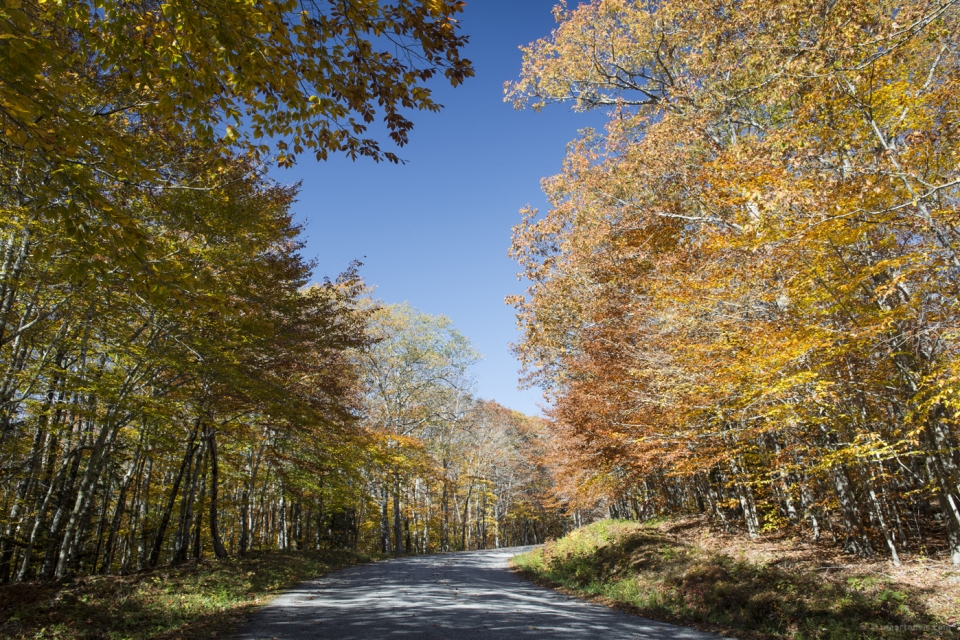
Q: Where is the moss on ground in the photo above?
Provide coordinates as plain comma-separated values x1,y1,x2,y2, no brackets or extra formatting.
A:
512,519,955,639
0,549,372,639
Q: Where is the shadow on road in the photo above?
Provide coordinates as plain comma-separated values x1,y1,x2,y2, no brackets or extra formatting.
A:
233,547,722,639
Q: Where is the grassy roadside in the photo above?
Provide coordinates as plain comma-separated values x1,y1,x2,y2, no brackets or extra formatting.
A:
512,519,959,640
0,549,373,640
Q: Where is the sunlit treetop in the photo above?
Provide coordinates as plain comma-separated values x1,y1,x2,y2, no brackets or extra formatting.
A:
2,0,474,167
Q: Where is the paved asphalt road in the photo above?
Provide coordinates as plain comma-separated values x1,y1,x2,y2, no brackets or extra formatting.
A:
233,547,725,639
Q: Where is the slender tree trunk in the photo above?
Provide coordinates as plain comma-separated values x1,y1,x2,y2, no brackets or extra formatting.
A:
239,489,249,556
207,427,228,559
0,423,46,582
922,408,960,564
729,458,760,539
866,469,900,566
16,453,66,582
393,475,402,556
380,483,389,554
135,456,153,571
174,437,205,564
831,465,875,557
192,447,208,560
441,460,450,552
41,430,84,579
800,477,821,541
90,479,114,574
55,413,127,579
0,229,32,349
148,423,200,567
460,484,472,551
100,443,142,574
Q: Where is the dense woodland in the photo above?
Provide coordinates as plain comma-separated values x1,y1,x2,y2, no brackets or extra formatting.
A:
0,0,565,584
4,0,959,589
507,0,960,566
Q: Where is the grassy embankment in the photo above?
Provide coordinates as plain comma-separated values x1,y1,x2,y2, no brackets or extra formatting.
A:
512,519,959,639
0,550,372,640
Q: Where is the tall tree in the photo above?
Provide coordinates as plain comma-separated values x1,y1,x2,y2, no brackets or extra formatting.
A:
508,0,960,563
358,302,478,553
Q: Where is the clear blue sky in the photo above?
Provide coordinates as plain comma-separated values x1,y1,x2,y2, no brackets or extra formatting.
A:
272,1,603,417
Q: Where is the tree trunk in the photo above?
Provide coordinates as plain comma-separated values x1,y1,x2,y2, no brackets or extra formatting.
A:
380,483,389,554
172,436,203,564
100,445,142,574
54,404,138,579
460,484,472,551
0,423,46,582
441,460,450,552
393,475,402,556
207,427,228,559
135,456,153,571
831,465,875,557
922,409,960,564
192,446,208,560
148,423,200,567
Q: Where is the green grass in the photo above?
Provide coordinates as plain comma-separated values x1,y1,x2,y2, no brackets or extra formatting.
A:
0,549,373,639
512,520,953,640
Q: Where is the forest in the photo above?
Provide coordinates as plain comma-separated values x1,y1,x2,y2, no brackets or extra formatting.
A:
0,0,564,586
2,0,960,602
507,0,960,568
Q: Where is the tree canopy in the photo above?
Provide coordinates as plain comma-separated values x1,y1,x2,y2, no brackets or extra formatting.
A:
508,0,960,565
2,0,474,280
0,0,570,586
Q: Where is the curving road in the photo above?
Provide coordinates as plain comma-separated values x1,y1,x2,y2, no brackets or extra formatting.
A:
232,547,724,640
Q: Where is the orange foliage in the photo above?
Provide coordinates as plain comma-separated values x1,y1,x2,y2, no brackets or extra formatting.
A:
509,0,960,563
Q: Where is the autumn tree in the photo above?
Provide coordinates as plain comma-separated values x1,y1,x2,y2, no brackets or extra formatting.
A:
0,0,479,582
508,0,960,564
1,0,473,288
357,302,478,553
0,154,376,581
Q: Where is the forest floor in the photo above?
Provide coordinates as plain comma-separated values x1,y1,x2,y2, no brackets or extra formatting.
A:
511,517,960,640
0,549,373,640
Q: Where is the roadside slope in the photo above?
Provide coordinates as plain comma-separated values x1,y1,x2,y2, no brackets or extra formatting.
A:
512,519,958,640
0,550,371,640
